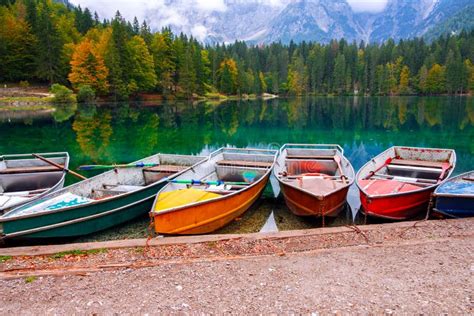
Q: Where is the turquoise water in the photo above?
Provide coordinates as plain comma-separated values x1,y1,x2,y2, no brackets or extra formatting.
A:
1,96,472,239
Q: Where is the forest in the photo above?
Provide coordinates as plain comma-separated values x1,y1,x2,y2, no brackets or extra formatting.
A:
1,0,474,100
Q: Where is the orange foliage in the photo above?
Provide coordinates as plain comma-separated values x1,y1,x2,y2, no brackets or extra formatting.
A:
68,38,109,94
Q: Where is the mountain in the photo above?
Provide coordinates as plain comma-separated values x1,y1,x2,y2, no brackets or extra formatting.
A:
144,0,474,44
423,4,474,41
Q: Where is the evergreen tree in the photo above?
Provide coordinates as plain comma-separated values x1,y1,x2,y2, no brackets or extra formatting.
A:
35,1,63,83
333,54,346,94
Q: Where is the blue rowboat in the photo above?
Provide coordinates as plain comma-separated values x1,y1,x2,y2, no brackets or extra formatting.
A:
433,171,474,218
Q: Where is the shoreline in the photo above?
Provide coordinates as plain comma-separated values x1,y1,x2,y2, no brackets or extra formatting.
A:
1,91,472,112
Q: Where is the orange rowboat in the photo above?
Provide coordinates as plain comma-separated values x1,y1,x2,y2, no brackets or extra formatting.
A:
274,144,355,218
356,146,456,220
150,148,277,235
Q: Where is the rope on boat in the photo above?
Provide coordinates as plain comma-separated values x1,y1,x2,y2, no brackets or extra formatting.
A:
345,224,369,243
144,213,157,257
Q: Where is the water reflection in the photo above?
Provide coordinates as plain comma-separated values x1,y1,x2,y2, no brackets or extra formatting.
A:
1,97,472,173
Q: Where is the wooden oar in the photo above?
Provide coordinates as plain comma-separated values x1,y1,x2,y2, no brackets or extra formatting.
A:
78,162,160,171
32,153,87,181
364,157,393,180
334,155,348,184
462,177,474,182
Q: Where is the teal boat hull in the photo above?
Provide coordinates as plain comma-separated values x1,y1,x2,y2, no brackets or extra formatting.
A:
1,180,164,240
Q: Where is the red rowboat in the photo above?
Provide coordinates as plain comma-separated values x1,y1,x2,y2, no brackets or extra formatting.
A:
274,144,355,218
356,146,456,220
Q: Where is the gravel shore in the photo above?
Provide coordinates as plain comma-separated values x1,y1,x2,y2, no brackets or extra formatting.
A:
1,219,473,314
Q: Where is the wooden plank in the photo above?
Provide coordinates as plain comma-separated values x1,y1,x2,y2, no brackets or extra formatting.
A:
286,155,334,160
390,159,446,169
143,165,187,173
0,165,64,175
216,160,272,168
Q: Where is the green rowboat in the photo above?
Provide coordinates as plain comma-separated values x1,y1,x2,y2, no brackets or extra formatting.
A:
0,153,206,240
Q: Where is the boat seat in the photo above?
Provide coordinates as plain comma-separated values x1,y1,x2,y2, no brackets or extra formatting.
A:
216,160,272,168
390,159,447,169
387,164,442,174
0,165,64,175
92,184,144,199
143,165,188,173
286,155,334,160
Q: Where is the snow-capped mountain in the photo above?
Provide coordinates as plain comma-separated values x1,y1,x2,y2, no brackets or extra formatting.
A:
143,0,474,44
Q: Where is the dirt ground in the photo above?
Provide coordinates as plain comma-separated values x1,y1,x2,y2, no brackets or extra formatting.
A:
0,219,473,314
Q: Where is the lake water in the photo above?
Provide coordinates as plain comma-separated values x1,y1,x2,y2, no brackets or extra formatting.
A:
1,96,472,241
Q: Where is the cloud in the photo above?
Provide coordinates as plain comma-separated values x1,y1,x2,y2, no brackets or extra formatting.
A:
346,0,388,13
191,24,209,41
195,0,227,11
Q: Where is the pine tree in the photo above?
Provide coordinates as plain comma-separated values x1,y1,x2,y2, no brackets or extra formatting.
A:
333,54,346,94
35,1,63,83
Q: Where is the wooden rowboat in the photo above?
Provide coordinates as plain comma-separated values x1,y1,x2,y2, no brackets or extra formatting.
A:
274,144,355,218
0,153,69,214
150,147,278,235
356,146,456,220
433,171,474,218
0,153,206,240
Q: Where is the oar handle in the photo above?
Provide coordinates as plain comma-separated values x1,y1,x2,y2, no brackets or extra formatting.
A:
334,155,348,184
170,179,249,186
33,154,87,181
78,163,159,171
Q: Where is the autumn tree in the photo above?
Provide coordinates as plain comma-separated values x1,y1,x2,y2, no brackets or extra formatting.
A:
69,38,109,94
399,65,410,94
150,30,176,95
426,64,446,94
127,35,157,93
0,4,36,82
287,52,307,95
218,58,238,95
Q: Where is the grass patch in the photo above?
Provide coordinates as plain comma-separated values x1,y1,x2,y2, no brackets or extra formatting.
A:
0,255,12,263
50,248,108,259
0,96,53,103
204,92,228,100
24,276,37,283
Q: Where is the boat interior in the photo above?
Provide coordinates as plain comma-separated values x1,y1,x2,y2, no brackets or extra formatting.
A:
2,154,205,218
436,171,474,196
277,146,354,196
359,147,455,195
0,154,68,194
153,149,276,213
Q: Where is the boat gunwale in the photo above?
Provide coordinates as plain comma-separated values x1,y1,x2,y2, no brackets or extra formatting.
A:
433,170,474,198
0,154,207,223
150,147,278,216
0,152,70,212
356,146,456,199
274,144,355,200
1,193,156,239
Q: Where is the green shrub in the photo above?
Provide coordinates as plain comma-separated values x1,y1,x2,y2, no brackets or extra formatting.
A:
19,80,30,88
77,85,96,103
50,84,75,103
